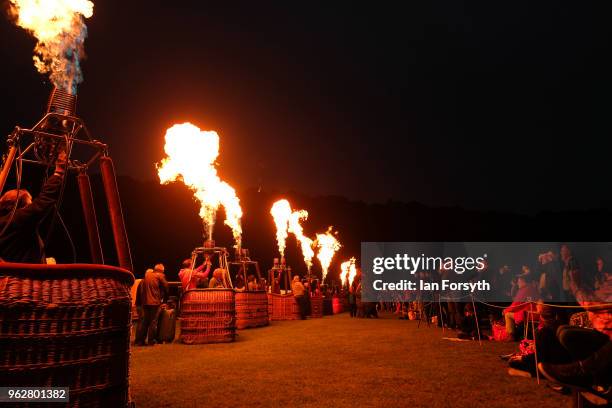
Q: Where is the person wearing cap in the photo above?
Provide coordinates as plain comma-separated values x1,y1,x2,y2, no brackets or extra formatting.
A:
0,149,67,263
503,273,539,340
291,275,307,319
136,264,168,346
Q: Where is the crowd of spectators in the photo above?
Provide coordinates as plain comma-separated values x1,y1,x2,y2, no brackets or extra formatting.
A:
377,244,611,401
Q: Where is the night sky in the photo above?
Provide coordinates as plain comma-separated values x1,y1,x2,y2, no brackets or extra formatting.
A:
1,1,611,213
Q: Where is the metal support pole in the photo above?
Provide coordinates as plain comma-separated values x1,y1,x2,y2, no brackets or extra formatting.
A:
530,306,541,384
77,171,104,264
0,146,17,195
100,156,133,271
242,261,248,291
471,294,482,346
438,294,446,334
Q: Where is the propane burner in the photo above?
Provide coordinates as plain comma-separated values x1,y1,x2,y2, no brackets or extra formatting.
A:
1,86,107,173
47,87,77,116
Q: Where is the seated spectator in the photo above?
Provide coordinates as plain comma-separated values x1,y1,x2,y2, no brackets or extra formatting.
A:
178,256,211,292
534,302,572,364
457,303,480,340
538,268,611,393
504,274,539,340
504,302,569,376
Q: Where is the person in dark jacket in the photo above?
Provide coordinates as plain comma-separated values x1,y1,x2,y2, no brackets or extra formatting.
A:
0,150,66,263
135,264,169,346
538,269,612,393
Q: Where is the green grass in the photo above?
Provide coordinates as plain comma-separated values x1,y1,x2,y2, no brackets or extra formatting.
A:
131,313,569,408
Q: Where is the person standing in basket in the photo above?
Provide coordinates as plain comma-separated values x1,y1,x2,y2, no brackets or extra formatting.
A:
178,256,212,292
0,149,67,263
291,275,307,319
136,264,168,346
209,268,228,288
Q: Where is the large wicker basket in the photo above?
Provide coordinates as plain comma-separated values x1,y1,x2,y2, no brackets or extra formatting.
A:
332,296,344,314
180,289,236,344
0,263,134,408
234,291,269,330
309,295,323,318
267,293,299,321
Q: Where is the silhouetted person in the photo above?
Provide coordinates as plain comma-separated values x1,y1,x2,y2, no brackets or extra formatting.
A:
291,275,307,319
136,264,168,346
595,256,610,290
0,150,66,263
560,244,578,302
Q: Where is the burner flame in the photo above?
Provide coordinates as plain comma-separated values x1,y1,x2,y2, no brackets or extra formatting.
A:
315,226,341,282
9,0,94,94
157,123,242,248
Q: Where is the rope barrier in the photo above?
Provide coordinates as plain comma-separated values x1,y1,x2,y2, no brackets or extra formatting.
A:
471,296,612,311
471,298,529,309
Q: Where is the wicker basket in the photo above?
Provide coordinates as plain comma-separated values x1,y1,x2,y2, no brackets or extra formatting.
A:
332,296,344,314
309,296,323,318
235,291,269,330
180,289,236,344
267,293,299,320
0,262,134,408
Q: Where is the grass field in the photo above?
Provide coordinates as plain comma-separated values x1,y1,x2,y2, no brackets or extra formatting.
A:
131,313,569,408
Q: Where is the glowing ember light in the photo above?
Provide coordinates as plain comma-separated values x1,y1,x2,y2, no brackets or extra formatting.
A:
157,122,243,248
270,199,291,257
340,257,357,286
315,227,341,282
288,209,315,271
8,0,94,94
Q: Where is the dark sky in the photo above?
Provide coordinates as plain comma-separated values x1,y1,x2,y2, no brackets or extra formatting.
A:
1,1,611,213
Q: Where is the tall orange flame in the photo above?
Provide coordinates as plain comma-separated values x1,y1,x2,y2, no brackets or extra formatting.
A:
157,122,243,248
315,227,341,282
288,209,314,271
270,199,291,257
270,199,315,270
340,257,357,286
8,0,94,93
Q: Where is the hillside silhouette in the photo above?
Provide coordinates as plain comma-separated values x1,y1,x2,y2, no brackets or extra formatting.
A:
15,172,609,282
